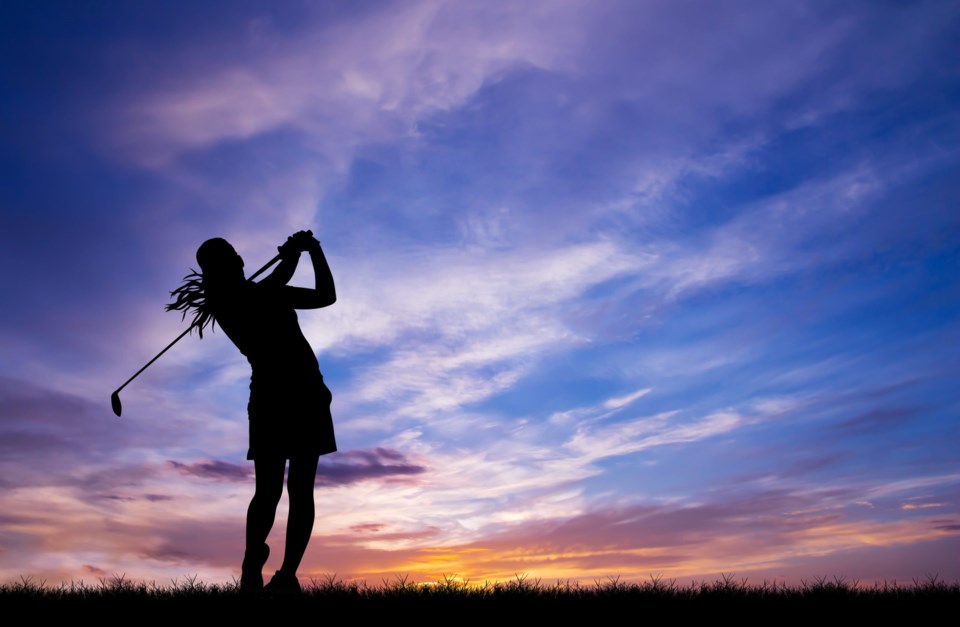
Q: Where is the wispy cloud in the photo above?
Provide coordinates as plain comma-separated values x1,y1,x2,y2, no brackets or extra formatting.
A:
167,460,251,482
165,448,426,486
317,448,427,486
107,1,580,166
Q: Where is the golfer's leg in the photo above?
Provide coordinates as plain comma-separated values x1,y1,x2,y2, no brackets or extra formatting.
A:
279,454,320,575
246,457,285,553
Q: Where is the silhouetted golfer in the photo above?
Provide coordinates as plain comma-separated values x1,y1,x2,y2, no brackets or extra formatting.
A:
167,230,337,595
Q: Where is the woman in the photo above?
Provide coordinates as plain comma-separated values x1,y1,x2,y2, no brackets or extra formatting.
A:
167,230,337,595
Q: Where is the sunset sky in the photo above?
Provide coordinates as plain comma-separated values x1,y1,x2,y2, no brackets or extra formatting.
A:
1,1,958,586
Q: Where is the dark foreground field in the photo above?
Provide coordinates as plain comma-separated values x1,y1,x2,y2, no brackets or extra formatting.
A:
3,574,957,620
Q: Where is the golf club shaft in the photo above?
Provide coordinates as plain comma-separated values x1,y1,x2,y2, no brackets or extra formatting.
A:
111,252,283,400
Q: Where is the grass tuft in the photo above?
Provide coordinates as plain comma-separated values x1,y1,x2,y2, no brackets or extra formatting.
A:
2,572,957,618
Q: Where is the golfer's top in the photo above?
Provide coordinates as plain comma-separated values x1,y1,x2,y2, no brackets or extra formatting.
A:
212,280,336,458
214,281,318,374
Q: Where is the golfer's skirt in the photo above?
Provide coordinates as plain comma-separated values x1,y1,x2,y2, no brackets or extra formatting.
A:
246,369,337,460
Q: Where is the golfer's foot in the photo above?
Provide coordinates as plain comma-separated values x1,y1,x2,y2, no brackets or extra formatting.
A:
240,543,270,595
264,570,301,596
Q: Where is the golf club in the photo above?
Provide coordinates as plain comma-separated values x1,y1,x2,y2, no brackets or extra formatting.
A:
110,250,284,417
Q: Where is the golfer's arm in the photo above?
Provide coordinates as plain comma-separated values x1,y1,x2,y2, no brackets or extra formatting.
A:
258,254,299,287
281,245,336,309
309,243,336,306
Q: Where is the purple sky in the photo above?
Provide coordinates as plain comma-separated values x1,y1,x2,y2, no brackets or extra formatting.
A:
1,1,959,584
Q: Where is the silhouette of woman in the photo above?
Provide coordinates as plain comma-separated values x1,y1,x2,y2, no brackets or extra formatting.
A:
167,230,336,595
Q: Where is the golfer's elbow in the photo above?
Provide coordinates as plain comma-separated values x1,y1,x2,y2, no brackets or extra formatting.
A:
320,280,336,307
313,287,336,308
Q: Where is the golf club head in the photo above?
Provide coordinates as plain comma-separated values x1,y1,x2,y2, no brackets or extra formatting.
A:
111,391,122,417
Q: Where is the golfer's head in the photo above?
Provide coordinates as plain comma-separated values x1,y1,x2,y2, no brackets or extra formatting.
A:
197,238,244,282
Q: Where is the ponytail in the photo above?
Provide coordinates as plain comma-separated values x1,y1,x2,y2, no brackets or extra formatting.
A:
166,270,217,338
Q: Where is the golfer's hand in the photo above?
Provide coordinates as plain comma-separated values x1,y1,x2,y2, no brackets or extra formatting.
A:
291,230,320,252
279,230,319,256
278,236,298,258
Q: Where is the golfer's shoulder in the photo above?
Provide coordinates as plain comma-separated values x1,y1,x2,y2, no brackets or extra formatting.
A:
250,280,289,303
247,282,302,318
212,284,260,318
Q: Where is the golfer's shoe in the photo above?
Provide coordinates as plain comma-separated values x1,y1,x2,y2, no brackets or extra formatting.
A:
240,543,270,595
264,570,302,596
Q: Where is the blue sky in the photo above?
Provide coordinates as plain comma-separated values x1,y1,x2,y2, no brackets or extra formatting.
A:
1,1,958,584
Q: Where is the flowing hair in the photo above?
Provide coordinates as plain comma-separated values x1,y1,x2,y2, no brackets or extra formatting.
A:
166,269,217,338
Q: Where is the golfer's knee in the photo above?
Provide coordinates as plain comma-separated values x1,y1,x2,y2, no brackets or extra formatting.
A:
286,481,314,504
287,457,319,492
254,483,283,505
